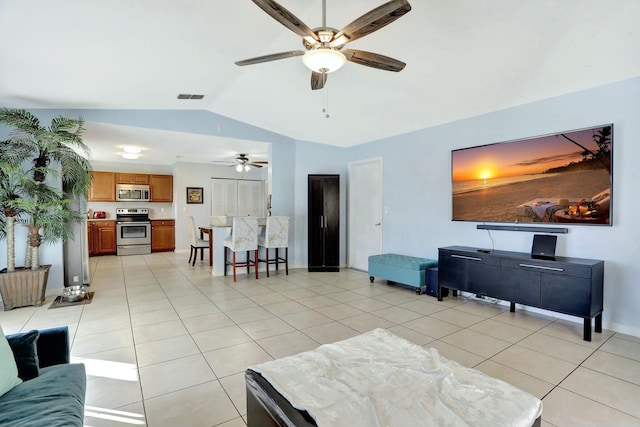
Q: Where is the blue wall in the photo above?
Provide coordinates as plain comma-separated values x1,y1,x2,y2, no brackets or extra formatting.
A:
345,77,640,333
2,77,638,334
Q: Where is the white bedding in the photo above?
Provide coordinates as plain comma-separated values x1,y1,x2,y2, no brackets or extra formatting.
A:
250,328,542,427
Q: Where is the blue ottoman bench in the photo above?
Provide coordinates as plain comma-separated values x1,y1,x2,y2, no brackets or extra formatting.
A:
368,254,438,294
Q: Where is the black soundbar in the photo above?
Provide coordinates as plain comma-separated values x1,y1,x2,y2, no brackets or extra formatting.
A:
476,224,568,234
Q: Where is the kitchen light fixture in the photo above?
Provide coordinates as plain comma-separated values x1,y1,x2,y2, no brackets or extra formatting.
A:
120,145,142,160
302,47,346,73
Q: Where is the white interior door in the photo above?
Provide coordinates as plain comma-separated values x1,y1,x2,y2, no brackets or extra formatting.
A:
348,158,383,271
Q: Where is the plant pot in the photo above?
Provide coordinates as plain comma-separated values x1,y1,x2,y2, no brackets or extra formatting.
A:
0,265,51,310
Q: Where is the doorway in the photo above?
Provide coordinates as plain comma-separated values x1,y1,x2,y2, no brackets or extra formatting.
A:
348,158,383,271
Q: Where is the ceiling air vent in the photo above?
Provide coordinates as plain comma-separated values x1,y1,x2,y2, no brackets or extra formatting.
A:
177,94,205,100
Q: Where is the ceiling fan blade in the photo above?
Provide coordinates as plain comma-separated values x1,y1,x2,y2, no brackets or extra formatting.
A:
235,50,305,66
252,0,320,43
311,71,327,90
331,0,411,47
247,162,265,168
343,49,406,72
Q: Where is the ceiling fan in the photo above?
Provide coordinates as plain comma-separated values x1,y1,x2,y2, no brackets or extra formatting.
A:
232,154,268,172
235,0,412,90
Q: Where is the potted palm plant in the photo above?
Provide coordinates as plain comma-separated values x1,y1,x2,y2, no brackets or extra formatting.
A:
0,109,92,310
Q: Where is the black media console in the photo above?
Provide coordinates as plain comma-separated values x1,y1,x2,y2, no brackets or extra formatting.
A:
437,246,604,341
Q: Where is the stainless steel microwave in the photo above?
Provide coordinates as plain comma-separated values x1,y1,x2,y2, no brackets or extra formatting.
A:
116,184,150,202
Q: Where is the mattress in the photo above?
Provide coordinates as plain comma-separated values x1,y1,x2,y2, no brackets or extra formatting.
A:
249,328,542,427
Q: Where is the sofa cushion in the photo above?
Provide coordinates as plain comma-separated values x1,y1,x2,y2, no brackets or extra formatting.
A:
0,363,86,427
7,330,40,380
0,325,22,397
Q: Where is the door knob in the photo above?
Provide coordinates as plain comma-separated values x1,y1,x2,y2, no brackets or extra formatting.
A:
375,223,381,226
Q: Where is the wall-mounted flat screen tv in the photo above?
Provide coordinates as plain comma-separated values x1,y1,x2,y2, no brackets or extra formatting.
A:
451,124,612,226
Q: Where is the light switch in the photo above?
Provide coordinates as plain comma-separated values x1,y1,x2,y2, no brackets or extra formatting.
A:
384,206,389,214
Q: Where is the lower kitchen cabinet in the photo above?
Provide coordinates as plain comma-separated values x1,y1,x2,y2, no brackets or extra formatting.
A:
88,220,116,256
151,219,175,252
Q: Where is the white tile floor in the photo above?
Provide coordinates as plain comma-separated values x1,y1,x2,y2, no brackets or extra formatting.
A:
2,252,640,427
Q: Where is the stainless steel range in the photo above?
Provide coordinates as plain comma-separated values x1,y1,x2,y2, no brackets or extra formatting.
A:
116,208,151,256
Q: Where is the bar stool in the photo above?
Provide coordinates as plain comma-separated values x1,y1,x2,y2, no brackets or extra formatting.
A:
223,217,259,282
187,215,209,266
258,216,289,277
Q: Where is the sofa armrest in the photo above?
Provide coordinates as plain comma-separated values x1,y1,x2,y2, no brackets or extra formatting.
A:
36,326,70,368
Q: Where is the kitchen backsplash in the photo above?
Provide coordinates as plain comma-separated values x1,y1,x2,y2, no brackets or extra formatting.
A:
87,201,174,219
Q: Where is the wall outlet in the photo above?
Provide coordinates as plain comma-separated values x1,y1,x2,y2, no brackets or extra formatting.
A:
161,208,165,213
73,276,80,283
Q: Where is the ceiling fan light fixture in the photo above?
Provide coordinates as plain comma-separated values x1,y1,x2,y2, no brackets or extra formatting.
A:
235,164,243,172
122,145,142,154
302,47,346,73
244,165,251,172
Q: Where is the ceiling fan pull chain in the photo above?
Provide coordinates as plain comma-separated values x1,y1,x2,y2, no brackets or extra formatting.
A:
322,86,330,119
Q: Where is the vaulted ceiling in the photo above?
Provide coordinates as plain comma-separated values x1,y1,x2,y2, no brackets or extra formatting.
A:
1,0,639,165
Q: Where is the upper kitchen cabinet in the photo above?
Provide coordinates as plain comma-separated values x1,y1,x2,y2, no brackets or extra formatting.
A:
150,174,173,202
116,173,149,185
89,171,116,202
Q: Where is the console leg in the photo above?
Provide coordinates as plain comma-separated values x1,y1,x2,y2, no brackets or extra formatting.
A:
595,313,603,333
510,302,515,313
437,285,443,301
452,290,458,297
584,319,592,342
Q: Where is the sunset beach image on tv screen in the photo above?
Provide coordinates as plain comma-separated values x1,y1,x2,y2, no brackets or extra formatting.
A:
451,125,612,225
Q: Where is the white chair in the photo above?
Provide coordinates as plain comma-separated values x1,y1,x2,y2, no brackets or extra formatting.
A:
187,215,209,266
258,216,289,277
223,217,259,281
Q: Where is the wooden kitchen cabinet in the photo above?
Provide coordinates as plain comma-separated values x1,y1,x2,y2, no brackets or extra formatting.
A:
116,173,149,185
89,172,116,202
150,174,173,202
151,219,175,252
88,220,116,256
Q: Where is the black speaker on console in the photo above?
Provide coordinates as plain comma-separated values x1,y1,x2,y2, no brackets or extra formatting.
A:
531,234,557,260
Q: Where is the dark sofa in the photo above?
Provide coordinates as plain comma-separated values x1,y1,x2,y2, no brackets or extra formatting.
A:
0,326,86,427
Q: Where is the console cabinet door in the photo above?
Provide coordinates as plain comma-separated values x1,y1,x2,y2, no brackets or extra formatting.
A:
500,267,541,307
541,274,591,317
438,254,467,291
467,257,500,296
438,250,499,295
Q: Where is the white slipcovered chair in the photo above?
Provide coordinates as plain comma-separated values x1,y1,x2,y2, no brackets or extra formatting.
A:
258,216,289,277
224,217,259,282
187,215,209,266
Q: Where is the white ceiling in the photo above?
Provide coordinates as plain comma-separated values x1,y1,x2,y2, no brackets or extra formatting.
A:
1,0,639,165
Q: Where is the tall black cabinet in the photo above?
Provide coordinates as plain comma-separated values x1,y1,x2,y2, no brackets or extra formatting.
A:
308,175,340,272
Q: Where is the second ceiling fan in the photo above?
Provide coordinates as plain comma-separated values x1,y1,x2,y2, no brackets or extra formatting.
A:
235,0,412,90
